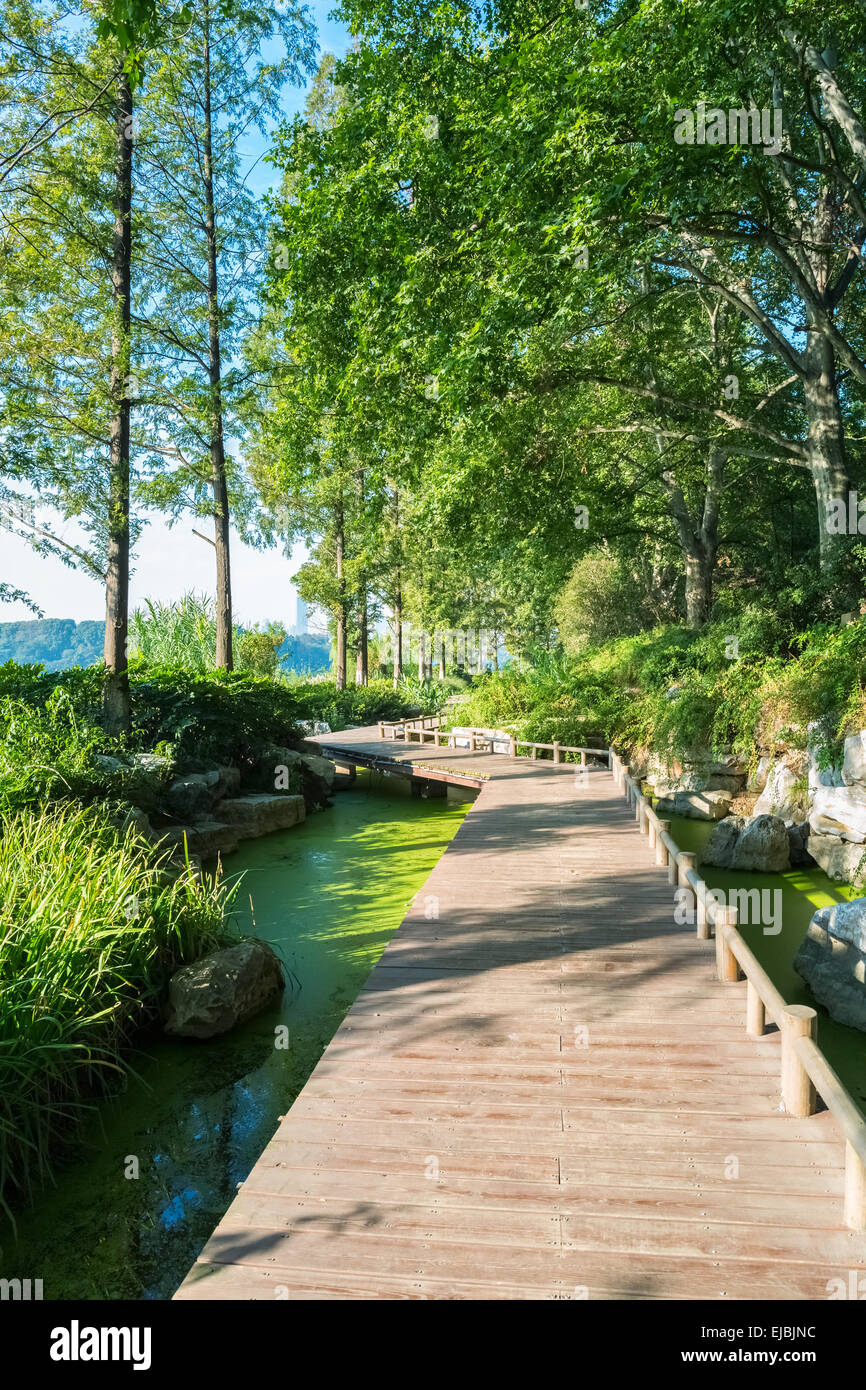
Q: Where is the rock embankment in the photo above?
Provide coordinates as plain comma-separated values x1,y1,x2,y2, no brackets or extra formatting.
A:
795,899,866,1033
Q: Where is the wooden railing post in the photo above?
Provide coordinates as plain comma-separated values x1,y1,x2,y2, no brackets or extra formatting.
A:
638,798,649,835
509,735,516,758
469,730,476,752
674,850,695,885
378,722,384,739
715,906,740,982
553,741,561,764
655,819,670,867
781,1005,817,1118
845,1142,866,1231
746,980,766,1037
676,851,698,917
695,881,710,940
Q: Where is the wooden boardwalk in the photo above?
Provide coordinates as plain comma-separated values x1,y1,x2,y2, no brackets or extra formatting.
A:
175,729,866,1300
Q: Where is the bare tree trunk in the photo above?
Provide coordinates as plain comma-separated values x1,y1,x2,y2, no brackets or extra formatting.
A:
492,632,499,671
392,590,403,688
392,487,403,688
438,632,446,679
355,587,368,684
354,470,367,684
335,493,346,690
804,329,850,563
103,63,133,735
475,630,484,674
417,629,426,680
202,3,232,669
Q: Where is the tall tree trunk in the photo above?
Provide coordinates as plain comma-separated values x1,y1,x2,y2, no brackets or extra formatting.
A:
392,586,403,688
417,629,426,681
392,487,403,688
335,493,346,689
803,329,850,563
202,4,232,669
475,630,484,674
103,62,133,736
354,470,367,683
492,632,499,672
438,633,446,679
355,587,368,684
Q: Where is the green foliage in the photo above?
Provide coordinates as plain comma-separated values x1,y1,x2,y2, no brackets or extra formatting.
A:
237,624,287,678
283,677,421,730
0,799,237,1209
128,595,219,671
0,659,430,808
452,612,866,772
555,552,668,651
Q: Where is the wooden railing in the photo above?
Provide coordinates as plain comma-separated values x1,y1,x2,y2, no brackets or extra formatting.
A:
608,746,866,1232
377,718,610,766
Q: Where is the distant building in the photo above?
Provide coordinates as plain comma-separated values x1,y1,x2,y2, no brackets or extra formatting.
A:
292,594,308,635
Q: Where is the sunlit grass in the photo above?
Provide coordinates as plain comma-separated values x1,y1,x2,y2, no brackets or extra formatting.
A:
0,802,237,1214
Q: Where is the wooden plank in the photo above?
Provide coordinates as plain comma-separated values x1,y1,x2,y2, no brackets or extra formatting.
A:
174,724,866,1301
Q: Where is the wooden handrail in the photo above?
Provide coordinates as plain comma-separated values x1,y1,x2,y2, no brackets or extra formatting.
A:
378,721,610,765
607,745,866,1231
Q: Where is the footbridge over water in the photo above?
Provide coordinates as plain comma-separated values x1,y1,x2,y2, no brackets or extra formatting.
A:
175,726,866,1300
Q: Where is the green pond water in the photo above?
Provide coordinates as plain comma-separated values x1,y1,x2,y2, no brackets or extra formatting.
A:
667,814,866,1114
0,771,470,1301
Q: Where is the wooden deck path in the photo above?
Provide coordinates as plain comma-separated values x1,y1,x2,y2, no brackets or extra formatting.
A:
175,728,866,1300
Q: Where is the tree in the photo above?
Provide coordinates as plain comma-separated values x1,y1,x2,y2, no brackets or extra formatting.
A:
135,0,313,670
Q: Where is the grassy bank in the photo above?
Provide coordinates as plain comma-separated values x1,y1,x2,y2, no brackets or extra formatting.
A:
448,614,866,769
0,802,236,1214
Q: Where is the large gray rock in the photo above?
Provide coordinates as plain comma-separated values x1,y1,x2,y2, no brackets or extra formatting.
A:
700,816,745,867
795,899,866,1032
130,752,174,778
298,719,331,736
747,756,771,794
655,789,732,820
753,761,807,822
788,822,814,868
807,835,866,885
645,752,747,796
300,753,337,788
217,793,306,838
809,785,866,842
156,821,241,859
843,731,866,786
166,774,215,820
730,814,791,872
164,939,285,1038
700,813,791,872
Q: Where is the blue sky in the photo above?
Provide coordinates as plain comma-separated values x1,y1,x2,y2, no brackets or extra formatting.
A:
0,1,351,631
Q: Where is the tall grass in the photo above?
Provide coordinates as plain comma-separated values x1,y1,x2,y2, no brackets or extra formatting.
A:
129,593,219,671
0,802,238,1212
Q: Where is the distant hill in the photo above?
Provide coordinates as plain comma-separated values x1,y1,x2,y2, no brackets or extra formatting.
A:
0,619,104,671
0,618,332,676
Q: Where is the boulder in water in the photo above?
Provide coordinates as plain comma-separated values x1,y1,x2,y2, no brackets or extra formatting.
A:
700,813,790,871
164,939,285,1039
